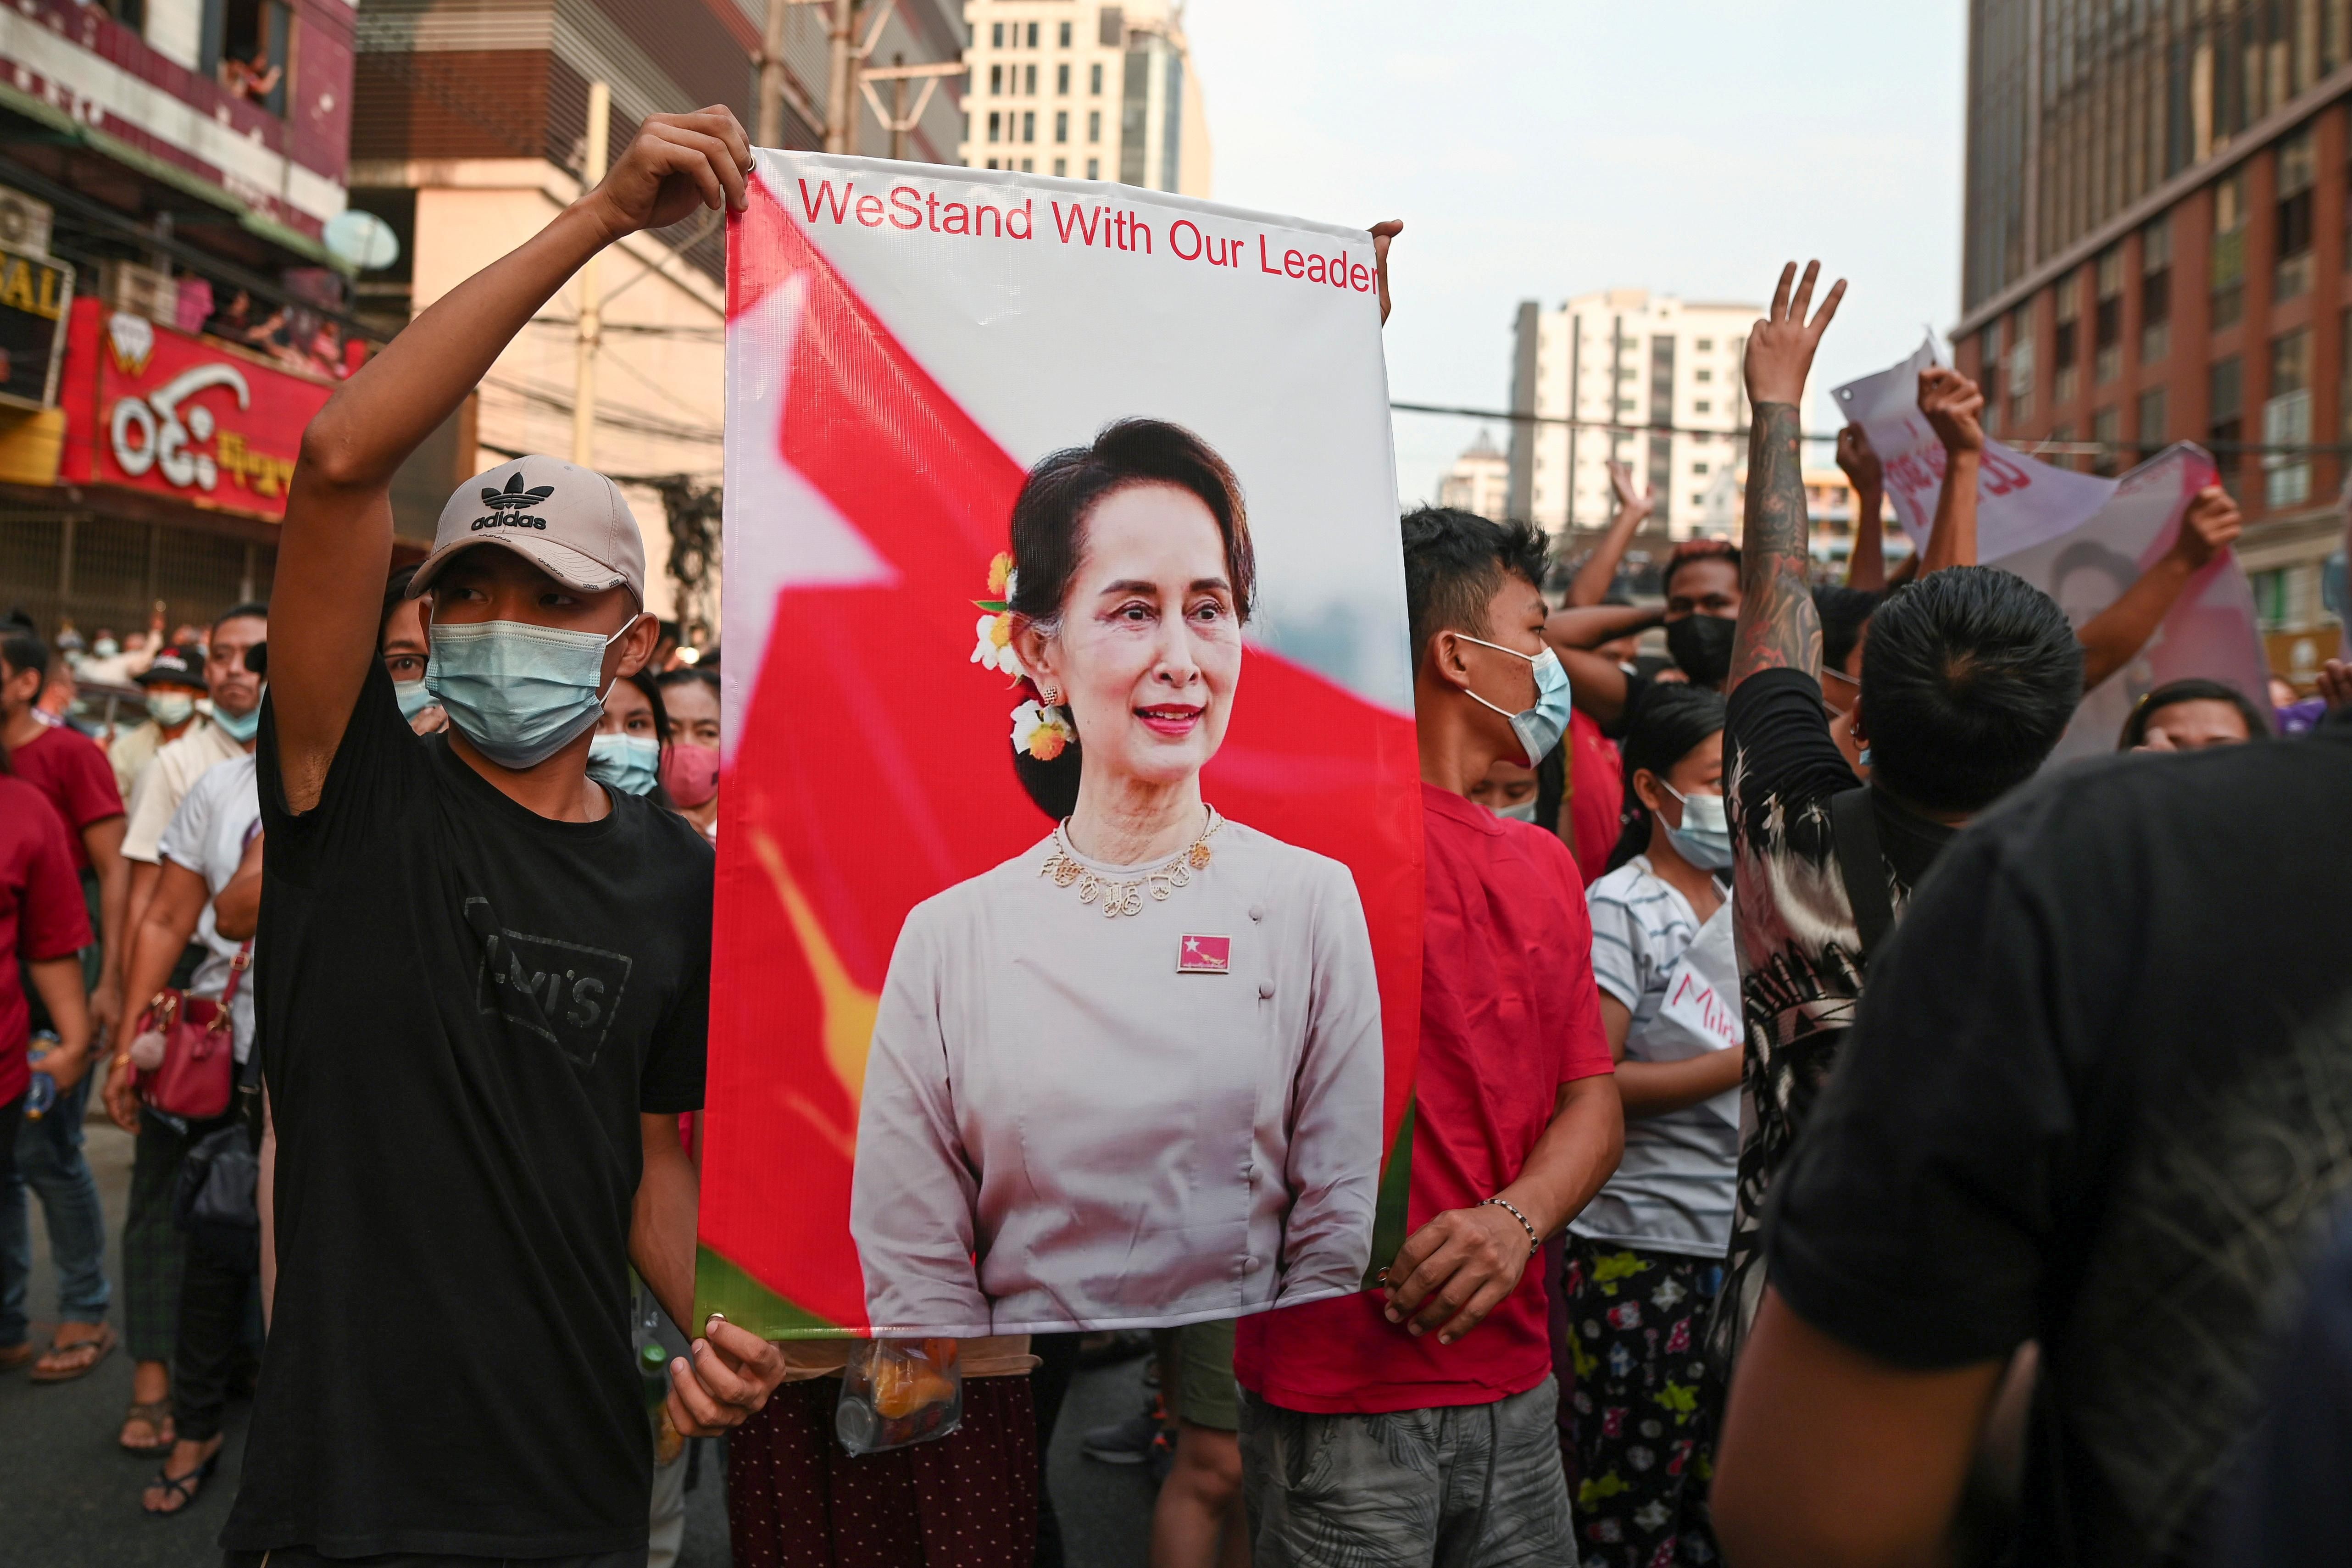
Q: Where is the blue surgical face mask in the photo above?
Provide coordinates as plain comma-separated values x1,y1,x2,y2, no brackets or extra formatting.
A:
587,733,661,796
1457,634,1574,767
212,698,262,744
1661,782,1734,871
146,692,196,728
395,680,437,723
426,618,634,769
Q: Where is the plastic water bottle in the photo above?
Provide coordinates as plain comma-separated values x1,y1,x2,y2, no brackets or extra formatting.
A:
24,1032,59,1120
637,1290,669,1410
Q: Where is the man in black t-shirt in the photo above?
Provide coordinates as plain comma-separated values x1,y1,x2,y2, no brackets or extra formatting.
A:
1712,718,2352,1567
1711,288,2082,1369
220,107,784,1566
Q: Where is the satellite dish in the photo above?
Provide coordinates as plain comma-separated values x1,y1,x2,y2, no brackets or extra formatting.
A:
323,209,400,271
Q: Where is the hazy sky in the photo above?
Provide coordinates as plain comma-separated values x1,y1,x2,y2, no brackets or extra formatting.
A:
1180,0,1969,508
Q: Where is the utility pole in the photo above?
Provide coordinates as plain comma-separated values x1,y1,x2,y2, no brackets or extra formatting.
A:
758,0,787,146
825,0,856,154
888,53,905,161
573,79,609,468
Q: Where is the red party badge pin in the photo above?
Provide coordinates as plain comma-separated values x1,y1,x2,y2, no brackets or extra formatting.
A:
1178,934,1231,974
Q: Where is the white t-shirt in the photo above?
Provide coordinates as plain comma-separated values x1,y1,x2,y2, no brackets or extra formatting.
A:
157,754,261,1062
1574,856,1740,1257
124,717,246,863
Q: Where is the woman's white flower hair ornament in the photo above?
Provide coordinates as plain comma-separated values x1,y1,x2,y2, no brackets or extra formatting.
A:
973,552,1072,758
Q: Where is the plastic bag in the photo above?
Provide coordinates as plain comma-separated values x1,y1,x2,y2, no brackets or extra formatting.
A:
835,1338,962,1456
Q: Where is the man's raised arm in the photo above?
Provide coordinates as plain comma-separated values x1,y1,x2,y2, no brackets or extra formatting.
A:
2075,486,2243,690
1835,424,1887,590
1567,461,1655,607
1728,261,1844,693
272,109,753,812
1916,367,1985,575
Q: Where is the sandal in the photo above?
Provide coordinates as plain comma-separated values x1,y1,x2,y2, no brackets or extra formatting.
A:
31,1321,117,1383
0,1342,32,1373
142,1447,220,1516
120,1400,176,1455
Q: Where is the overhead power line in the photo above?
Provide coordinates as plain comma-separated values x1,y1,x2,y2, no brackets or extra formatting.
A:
1392,397,2352,457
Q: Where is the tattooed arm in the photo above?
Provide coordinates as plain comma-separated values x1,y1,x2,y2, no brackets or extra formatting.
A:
1729,261,1846,694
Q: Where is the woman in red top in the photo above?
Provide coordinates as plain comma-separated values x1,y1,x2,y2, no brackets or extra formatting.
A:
0,744,98,1370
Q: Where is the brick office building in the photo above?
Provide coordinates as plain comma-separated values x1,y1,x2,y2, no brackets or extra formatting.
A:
1956,1,2350,689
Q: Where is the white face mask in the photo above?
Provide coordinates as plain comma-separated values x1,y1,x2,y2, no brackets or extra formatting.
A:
1661,782,1733,871
426,619,634,769
1489,797,1540,823
146,692,196,727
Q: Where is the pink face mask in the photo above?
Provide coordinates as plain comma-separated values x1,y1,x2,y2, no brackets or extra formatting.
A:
661,743,720,807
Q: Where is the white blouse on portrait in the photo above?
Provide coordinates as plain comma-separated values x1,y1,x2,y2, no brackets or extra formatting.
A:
848,812,1385,1336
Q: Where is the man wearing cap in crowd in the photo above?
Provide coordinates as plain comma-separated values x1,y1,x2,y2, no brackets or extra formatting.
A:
214,104,784,1567
107,643,211,800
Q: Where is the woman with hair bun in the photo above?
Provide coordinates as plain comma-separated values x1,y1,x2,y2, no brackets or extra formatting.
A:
849,418,1385,1337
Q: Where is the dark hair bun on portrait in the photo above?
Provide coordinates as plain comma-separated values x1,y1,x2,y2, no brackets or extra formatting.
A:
1003,418,1254,820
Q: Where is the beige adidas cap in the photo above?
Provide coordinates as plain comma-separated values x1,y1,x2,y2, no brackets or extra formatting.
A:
410,455,646,602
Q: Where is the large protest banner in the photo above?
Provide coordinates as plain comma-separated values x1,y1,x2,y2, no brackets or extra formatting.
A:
696,155,1423,1339
1835,342,2269,759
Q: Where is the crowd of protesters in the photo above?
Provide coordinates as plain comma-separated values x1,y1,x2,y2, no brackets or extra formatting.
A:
6,105,2352,1568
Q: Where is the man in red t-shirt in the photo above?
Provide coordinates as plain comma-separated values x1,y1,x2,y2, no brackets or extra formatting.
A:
0,756,98,1372
1236,506,1624,1565
2,631,128,1027
1,628,127,1383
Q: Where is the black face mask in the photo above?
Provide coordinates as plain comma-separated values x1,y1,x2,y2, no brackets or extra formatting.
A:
1665,613,1737,689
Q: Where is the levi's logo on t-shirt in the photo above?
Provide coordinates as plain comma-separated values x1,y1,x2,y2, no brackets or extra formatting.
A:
463,896,633,1068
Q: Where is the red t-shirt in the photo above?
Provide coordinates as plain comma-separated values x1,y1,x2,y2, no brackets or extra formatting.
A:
7,723,124,872
0,774,94,1101
1236,784,1615,1413
1566,709,1623,887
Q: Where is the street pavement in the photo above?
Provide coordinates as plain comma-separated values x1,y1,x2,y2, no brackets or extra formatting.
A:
4,1117,1157,1568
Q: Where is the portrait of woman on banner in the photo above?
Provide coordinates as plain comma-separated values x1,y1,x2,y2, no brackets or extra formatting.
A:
848,418,1385,1336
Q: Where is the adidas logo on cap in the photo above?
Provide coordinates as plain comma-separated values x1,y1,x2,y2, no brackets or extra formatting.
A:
415,455,647,601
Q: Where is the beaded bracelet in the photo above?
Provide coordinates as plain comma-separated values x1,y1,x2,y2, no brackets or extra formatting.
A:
1481,1196,1540,1255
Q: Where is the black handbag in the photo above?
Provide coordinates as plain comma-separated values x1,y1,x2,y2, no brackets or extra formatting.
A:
172,1052,264,1270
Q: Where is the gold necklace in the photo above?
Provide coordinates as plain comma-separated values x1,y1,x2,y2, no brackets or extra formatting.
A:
1041,810,1223,918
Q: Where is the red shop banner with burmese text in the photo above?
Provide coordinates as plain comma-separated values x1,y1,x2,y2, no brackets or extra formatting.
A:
56,297,331,522
699,153,1423,1340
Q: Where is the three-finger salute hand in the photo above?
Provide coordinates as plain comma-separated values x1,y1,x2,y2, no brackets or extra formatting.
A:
1745,260,1846,408
584,108,757,243
1379,1203,1534,1346
1608,460,1655,517
665,1313,787,1438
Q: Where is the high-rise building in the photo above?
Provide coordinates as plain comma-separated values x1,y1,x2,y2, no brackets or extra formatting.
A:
1435,429,1509,521
1957,0,2351,690
1506,290,1757,544
958,1,1211,196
